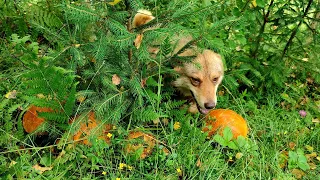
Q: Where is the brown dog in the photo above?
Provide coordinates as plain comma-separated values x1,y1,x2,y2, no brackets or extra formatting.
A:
133,10,224,114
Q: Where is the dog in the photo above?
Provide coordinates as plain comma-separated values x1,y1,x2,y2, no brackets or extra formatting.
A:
132,10,224,114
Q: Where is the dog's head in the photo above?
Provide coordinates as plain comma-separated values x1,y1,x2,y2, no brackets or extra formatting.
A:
174,50,224,114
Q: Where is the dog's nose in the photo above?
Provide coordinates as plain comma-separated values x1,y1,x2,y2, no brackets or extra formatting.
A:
204,102,216,109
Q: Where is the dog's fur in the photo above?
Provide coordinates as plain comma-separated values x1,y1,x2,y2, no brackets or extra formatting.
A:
133,10,224,114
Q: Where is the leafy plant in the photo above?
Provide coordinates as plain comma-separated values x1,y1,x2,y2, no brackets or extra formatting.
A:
288,149,310,171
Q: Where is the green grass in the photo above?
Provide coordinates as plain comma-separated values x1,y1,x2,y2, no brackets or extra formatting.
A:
1,96,319,179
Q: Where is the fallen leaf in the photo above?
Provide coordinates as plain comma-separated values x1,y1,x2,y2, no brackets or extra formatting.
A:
289,142,296,150
302,58,308,62
308,162,317,170
112,74,121,85
125,131,156,159
312,118,319,123
162,118,169,126
140,78,147,88
5,90,17,99
132,10,155,28
279,151,288,169
305,152,317,161
153,118,160,125
134,34,143,49
291,168,305,179
77,95,86,103
32,164,53,174
196,159,202,167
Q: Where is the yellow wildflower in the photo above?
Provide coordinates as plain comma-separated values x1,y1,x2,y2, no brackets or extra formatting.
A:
107,133,113,138
119,163,126,170
102,171,106,175
116,178,121,180
173,122,181,130
176,168,182,176
127,165,133,171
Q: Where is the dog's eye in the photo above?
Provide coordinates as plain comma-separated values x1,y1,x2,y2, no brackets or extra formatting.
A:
190,77,201,86
212,77,219,83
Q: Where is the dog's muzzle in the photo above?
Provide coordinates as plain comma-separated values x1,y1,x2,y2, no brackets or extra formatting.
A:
190,91,213,114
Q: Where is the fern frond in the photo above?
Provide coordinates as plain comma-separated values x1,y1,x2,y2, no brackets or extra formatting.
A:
65,4,100,23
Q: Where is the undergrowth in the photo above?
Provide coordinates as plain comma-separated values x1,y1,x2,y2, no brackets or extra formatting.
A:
0,0,319,179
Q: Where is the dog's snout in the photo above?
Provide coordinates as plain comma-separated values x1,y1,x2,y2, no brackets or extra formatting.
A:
204,102,216,109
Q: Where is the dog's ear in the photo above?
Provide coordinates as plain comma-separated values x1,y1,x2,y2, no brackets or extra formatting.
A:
132,10,155,28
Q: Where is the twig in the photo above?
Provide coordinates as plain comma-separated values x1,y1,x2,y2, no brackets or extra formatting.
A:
282,0,314,58
251,0,274,58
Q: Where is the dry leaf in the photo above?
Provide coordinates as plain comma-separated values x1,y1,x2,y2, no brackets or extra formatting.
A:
134,34,143,49
162,118,169,126
312,118,319,123
140,78,147,88
5,90,17,99
153,118,160,125
125,131,156,159
71,112,113,145
132,10,155,28
196,159,202,167
289,142,296,150
77,95,86,103
279,151,288,169
291,169,305,179
308,162,317,170
305,152,317,161
112,74,121,85
33,164,53,174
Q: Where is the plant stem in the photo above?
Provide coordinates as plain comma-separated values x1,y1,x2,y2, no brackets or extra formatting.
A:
282,0,314,58
252,0,274,58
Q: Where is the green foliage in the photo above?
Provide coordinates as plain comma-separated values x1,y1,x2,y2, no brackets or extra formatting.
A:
288,149,310,171
0,0,319,179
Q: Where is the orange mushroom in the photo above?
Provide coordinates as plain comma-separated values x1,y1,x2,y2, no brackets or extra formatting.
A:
23,105,53,133
71,111,113,145
202,109,249,139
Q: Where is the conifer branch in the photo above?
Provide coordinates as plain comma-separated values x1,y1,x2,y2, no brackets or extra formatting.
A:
282,0,314,58
251,0,274,58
